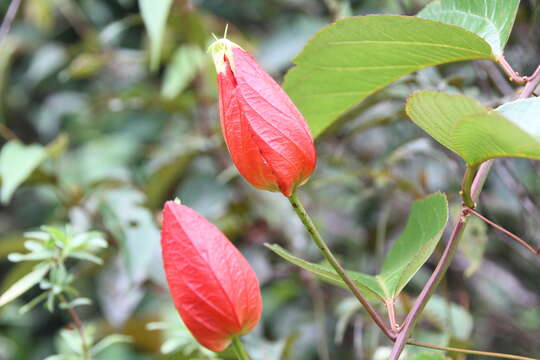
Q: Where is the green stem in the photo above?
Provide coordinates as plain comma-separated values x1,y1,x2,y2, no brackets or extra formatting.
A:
231,336,250,360
59,294,90,360
288,192,395,340
462,164,479,208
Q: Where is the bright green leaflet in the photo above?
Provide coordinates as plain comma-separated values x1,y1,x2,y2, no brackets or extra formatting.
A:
0,141,47,204
283,15,493,137
380,192,449,298
139,0,173,71
406,91,540,166
267,193,448,301
418,0,519,55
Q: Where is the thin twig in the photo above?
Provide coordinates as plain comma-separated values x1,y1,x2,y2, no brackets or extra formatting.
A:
389,208,470,359
60,294,90,359
496,55,527,84
288,192,395,340
0,0,22,47
466,207,539,255
385,299,399,333
407,340,538,360
0,123,18,140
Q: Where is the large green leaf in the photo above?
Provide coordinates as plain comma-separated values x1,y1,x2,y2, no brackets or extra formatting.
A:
419,0,519,55
266,193,449,301
139,0,173,71
283,15,493,137
0,141,47,204
406,91,540,166
380,193,449,298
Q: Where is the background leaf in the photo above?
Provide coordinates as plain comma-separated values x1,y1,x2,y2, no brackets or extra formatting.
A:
0,264,49,308
419,0,520,55
283,15,493,137
161,45,206,99
0,141,47,204
406,91,540,166
139,0,173,71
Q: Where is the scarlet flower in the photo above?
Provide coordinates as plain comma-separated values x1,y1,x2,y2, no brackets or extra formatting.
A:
209,38,316,197
160,201,262,352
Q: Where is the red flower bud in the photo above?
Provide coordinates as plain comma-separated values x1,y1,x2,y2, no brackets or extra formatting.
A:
209,38,316,197
160,201,262,352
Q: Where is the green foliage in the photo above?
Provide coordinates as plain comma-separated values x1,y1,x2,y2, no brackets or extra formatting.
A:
1,226,107,311
419,0,519,55
406,91,540,166
1,0,539,358
0,141,46,203
267,193,449,301
139,0,173,71
283,15,493,137
162,45,207,99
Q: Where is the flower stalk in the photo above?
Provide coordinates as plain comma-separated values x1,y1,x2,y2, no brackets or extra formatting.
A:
288,192,394,340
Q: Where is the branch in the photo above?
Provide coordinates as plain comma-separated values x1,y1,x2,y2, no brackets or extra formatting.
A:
407,340,538,360
466,207,539,255
0,0,22,46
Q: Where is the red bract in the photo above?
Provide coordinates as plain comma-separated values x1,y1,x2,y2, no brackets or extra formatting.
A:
209,38,316,197
160,201,262,352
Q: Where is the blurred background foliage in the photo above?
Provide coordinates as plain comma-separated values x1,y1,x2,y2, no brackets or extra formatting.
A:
0,0,539,359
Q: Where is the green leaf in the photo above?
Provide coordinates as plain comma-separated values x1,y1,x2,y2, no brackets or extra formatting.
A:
139,0,173,71
0,263,50,308
161,45,206,99
283,15,493,137
266,193,449,301
380,193,449,298
495,97,540,138
406,91,540,166
264,243,387,301
0,141,47,204
418,0,519,55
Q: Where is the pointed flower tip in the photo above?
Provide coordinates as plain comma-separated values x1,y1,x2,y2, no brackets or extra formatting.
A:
207,37,241,74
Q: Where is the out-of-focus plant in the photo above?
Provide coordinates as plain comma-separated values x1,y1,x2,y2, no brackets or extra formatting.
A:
0,226,130,359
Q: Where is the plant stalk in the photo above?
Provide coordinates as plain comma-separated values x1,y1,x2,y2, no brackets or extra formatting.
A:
407,340,538,360
0,0,22,46
288,192,395,340
60,294,90,360
461,164,479,208
231,336,250,360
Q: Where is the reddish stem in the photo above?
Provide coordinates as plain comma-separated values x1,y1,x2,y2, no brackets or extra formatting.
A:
466,207,539,255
